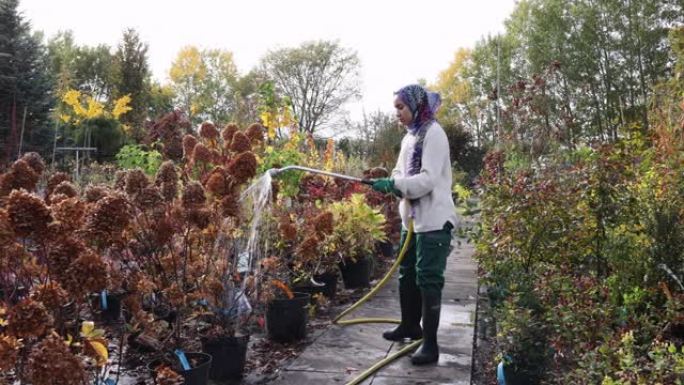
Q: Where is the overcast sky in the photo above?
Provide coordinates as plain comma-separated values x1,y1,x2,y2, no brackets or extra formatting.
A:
19,0,517,122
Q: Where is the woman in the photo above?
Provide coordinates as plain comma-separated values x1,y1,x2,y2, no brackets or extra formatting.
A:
371,84,458,365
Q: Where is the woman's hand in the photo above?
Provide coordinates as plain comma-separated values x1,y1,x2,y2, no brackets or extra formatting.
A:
371,178,403,197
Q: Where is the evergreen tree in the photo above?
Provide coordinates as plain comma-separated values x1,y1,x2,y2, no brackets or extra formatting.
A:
0,0,54,163
113,28,151,140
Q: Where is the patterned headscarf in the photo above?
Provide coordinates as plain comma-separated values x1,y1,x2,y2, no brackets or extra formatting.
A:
395,85,442,176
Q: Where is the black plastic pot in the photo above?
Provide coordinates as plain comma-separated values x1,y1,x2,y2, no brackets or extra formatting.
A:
376,240,394,258
91,292,123,323
266,292,310,343
148,352,212,385
201,334,249,380
339,257,372,289
293,271,339,302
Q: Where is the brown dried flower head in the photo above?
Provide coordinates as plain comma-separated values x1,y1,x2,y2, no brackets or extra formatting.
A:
113,170,127,191
297,234,320,261
199,121,219,140
7,189,52,238
221,123,239,144
28,334,87,385
84,192,132,244
279,216,297,242
161,182,178,202
7,298,53,339
31,282,69,311
182,182,206,208
63,250,108,297
3,159,40,193
50,196,86,233
125,169,150,196
83,184,109,203
246,123,264,143
192,142,212,164
182,134,199,159
51,180,79,200
48,237,86,281
185,207,211,229
220,194,240,218
20,152,46,175
46,172,72,197
230,131,251,153
134,186,164,208
313,211,334,236
0,334,22,371
155,160,179,185
227,151,257,184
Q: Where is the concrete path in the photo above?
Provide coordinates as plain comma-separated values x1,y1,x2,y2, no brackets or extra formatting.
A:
270,239,478,385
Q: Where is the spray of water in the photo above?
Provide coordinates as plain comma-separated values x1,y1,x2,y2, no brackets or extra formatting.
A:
239,171,274,273
658,263,684,291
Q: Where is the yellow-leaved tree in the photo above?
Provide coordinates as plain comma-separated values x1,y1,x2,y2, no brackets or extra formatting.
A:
169,46,207,123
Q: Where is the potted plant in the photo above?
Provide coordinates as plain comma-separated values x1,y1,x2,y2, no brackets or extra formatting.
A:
325,194,387,288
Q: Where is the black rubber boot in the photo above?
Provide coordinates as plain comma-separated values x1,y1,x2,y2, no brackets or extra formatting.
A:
382,283,422,341
411,290,441,365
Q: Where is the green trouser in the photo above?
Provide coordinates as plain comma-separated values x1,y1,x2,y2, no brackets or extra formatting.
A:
398,222,453,295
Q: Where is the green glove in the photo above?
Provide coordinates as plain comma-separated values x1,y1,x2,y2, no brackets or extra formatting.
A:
371,178,402,197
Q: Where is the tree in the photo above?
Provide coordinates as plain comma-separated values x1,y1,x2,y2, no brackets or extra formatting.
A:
198,49,238,124
168,46,239,125
169,46,206,124
260,40,361,134
112,28,151,140
147,81,175,121
0,0,54,162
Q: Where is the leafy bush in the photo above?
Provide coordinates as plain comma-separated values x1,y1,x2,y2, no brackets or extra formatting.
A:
115,144,162,175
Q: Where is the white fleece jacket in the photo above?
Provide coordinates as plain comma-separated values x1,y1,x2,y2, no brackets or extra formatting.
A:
392,121,459,233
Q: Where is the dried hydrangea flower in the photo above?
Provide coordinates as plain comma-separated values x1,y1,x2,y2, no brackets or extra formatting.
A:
63,250,108,297
7,298,53,339
28,334,87,385
297,234,320,261
227,151,257,184
182,134,198,159
0,333,22,371
31,282,69,311
199,121,219,140
220,194,240,218
7,189,52,238
246,123,265,143
1,159,39,194
45,172,72,198
51,180,79,201
230,131,251,153
161,182,178,202
134,186,163,208
125,169,150,196
113,170,127,190
181,182,206,208
83,192,132,245
313,211,334,236
279,216,297,242
192,142,212,164
50,196,86,233
155,161,178,185
83,184,109,203
221,123,239,145
20,152,46,175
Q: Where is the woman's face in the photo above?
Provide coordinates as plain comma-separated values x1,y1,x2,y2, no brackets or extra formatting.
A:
394,96,413,126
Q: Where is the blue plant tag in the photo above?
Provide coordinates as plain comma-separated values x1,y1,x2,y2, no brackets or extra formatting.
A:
174,349,191,371
104,378,116,385
497,360,506,385
101,290,108,310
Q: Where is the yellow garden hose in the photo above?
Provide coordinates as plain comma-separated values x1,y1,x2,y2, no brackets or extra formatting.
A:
333,220,420,385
